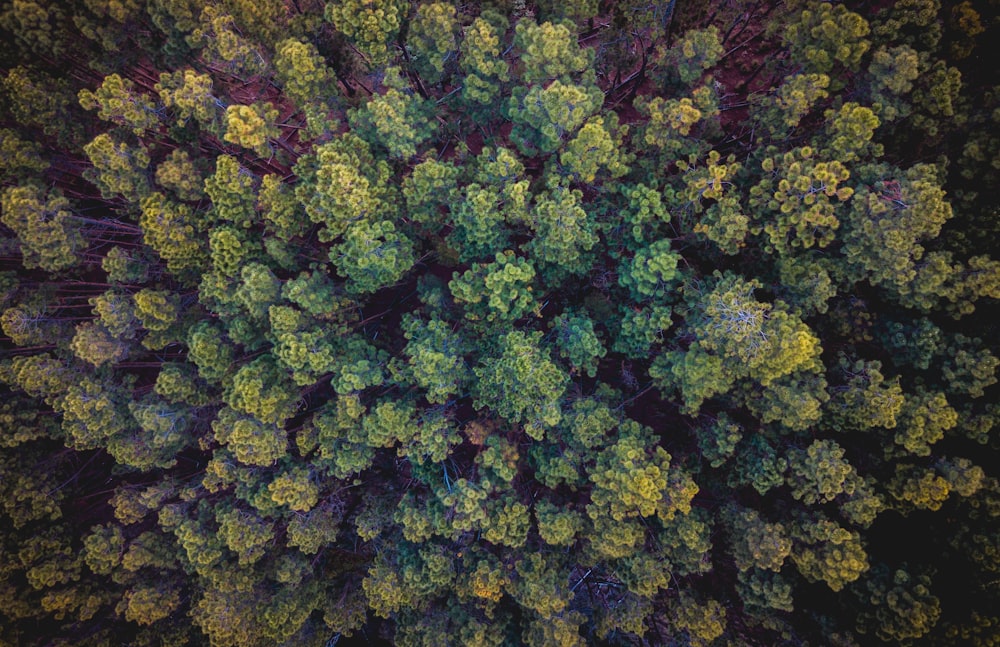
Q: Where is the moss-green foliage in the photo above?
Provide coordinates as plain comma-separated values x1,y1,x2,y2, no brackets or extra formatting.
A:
2,2,999,646
1,185,83,272
474,330,567,439
324,0,407,66
507,78,603,155
348,68,435,160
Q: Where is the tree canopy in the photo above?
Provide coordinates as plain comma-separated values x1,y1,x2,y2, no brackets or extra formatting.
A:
1,1,999,646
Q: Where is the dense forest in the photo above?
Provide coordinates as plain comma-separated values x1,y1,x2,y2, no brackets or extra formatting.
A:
1,0,999,644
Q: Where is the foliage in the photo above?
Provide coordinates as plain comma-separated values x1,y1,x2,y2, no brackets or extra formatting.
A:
506,79,603,155
1,185,84,272
349,68,435,160
2,3,999,646
473,330,568,439
324,0,407,65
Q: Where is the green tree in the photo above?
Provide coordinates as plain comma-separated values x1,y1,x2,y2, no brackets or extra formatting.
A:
70,321,130,367
790,513,869,591
588,420,698,523
331,218,415,294
783,1,871,78
213,406,288,467
549,310,606,378
526,184,600,279
474,330,568,439
392,314,470,404
295,133,395,240
856,567,941,642
752,73,831,137
650,343,733,416
82,133,151,201
450,251,539,323
0,185,84,272
671,592,727,647
349,68,435,159
618,239,681,301
274,37,338,136
402,158,459,230
459,12,510,110
223,102,279,157
657,26,724,86
325,0,407,66
407,3,458,84
0,128,48,181
155,148,205,201
748,145,853,255
205,154,257,228
139,193,208,273
78,73,161,136
558,114,630,184
513,20,591,84
156,68,222,131
506,79,604,156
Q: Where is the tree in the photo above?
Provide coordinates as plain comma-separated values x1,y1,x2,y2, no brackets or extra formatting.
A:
295,133,395,240
401,158,459,231
506,79,604,156
459,12,510,110
186,321,235,383
445,184,512,263
0,185,84,272
212,406,288,466
526,184,600,279
786,439,856,506
0,128,48,181
205,154,257,228
324,0,407,66
867,45,920,121
634,86,718,158
685,273,820,387
752,73,831,137
155,148,205,201
790,513,869,592
587,419,698,523
83,133,151,201
558,114,630,184
856,567,941,642
671,592,727,647
274,37,338,136
187,4,267,77
474,330,568,439
650,343,733,416
407,3,458,84
822,102,882,163
349,68,435,160
1,67,79,143
783,2,871,79
139,192,209,275
893,389,958,457
618,239,681,301
513,20,591,84
223,102,279,157
450,251,539,324
549,311,606,378
78,73,161,136
331,218,415,294
748,145,853,255
656,26,724,87
155,68,222,131
830,357,905,431
723,505,792,573
393,314,470,404
70,321,130,367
